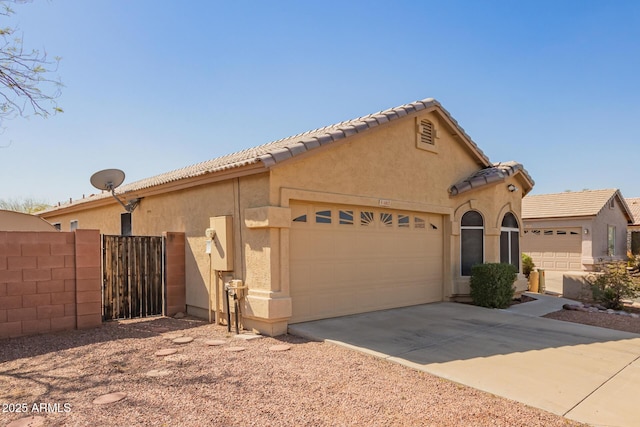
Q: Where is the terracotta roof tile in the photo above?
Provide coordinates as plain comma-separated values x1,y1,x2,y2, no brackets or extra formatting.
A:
449,161,533,196
522,189,632,221
625,197,640,225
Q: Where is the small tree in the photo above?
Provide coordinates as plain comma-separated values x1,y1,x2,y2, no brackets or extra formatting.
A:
587,261,640,310
470,263,517,309
521,253,535,279
0,196,49,213
0,0,62,128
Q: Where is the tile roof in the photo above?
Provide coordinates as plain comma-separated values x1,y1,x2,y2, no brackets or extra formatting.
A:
522,189,632,221
41,98,496,213
625,198,640,225
449,161,533,196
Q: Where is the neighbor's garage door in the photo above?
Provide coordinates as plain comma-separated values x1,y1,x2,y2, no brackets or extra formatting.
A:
289,202,443,323
521,228,582,271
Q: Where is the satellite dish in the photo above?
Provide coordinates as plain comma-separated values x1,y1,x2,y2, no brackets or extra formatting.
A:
90,169,125,191
89,168,139,213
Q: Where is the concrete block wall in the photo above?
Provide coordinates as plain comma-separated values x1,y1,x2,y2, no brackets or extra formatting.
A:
164,232,186,316
0,229,102,339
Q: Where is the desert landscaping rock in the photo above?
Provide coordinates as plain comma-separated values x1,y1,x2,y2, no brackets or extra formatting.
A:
224,346,246,352
235,333,263,341
146,369,173,377
173,312,185,319
162,333,184,340
205,339,226,346
7,416,46,427
172,336,194,344
269,344,291,352
92,392,127,405
154,348,178,356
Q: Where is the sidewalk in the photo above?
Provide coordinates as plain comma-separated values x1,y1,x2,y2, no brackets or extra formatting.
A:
503,292,577,316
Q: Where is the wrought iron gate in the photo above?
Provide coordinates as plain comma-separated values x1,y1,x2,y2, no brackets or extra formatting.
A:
102,235,164,320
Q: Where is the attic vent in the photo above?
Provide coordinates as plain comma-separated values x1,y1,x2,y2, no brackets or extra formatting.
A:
419,120,435,145
416,118,438,153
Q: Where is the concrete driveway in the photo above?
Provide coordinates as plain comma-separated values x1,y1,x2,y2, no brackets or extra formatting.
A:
288,297,640,427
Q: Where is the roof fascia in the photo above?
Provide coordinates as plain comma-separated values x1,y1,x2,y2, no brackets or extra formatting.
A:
431,106,492,168
614,191,634,223
522,215,596,222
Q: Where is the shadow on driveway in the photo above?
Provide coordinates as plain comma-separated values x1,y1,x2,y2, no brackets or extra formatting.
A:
288,302,639,364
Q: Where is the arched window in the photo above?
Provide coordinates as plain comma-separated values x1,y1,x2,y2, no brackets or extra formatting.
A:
500,212,520,271
461,211,484,276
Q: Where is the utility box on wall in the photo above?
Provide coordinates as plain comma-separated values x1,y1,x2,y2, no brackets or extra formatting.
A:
210,215,234,271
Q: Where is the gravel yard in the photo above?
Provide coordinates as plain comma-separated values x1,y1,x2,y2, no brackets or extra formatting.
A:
0,313,588,427
544,302,640,334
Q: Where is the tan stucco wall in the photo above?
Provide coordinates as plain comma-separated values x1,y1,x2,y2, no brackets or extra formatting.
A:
44,203,123,233
0,210,58,231
591,203,629,263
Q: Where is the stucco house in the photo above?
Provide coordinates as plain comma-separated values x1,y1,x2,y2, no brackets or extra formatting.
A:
39,98,534,335
521,189,633,273
0,209,58,231
626,197,640,255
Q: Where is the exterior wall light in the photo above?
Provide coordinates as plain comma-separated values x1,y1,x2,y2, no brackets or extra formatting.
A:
507,184,518,192
584,228,589,235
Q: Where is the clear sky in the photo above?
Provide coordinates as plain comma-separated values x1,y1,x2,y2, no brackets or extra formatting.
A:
2,0,640,205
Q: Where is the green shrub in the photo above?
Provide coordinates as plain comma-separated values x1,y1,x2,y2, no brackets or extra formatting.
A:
587,261,640,310
522,253,535,279
470,263,517,309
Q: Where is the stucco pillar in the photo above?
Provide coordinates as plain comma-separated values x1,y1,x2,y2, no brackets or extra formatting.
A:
164,232,186,316
241,206,292,336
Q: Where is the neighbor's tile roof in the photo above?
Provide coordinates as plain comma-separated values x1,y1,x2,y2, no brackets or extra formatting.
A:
522,189,630,220
449,161,533,196
625,197,640,225
43,98,493,213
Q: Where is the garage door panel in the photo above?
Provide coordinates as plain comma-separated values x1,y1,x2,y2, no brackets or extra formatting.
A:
290,202,443,323
522,228,582,271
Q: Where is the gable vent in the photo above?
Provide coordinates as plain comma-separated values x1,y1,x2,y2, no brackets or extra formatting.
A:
419,120,435,145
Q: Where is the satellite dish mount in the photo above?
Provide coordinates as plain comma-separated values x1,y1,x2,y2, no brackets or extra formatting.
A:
90,169,139,213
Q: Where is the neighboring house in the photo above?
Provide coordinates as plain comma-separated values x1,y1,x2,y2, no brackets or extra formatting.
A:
38,98,534,335
625,197,640,255
0,209,58,231
521,189,633,272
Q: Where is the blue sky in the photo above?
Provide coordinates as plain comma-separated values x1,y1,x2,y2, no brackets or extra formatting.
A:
2,0,640,204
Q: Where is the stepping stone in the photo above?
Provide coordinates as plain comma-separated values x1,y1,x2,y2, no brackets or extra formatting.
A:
92,392,127,405
7,416,46,427
172,336,194,344
269,344,291,352
234,333,262,341
225,346,246,352
146,369,173,377
205,339,226,346
155,348,178,356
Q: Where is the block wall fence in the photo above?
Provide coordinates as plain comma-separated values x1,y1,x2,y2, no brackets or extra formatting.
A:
0,230,186,340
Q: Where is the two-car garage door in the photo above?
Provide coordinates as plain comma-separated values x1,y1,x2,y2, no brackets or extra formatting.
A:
289,202,443,323
521,228,582,271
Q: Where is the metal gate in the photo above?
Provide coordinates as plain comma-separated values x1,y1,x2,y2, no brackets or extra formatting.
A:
102,235,165,320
